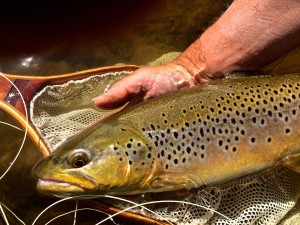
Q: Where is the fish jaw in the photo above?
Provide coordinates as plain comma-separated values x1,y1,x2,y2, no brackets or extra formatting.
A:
33,153,99,197
37,179,85,197
35,171,99,197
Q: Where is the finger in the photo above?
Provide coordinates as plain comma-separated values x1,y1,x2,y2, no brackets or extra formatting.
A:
94,73,144,109
93,89,129,109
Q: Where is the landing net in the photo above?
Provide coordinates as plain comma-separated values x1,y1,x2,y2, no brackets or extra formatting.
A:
30,68,300,225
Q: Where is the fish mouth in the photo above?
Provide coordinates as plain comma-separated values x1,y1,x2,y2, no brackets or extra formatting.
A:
37,179,85,197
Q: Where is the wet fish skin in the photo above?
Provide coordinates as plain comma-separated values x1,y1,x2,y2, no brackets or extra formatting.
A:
34,73,300,197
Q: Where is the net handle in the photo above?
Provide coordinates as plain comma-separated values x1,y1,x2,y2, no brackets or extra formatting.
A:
0,65,170,225
0,65,139,157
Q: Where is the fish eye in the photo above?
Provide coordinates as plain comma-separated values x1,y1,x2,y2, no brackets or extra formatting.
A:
68,149,91,168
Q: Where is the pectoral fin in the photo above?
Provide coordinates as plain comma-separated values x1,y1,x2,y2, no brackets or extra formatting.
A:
150,173,203,192
282,153,300,172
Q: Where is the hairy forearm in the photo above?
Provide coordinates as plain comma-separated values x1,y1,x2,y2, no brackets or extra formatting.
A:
94,0,300,108
174,0,300,83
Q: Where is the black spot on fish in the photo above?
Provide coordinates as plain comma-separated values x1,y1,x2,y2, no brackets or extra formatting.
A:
185,146,192,154
173,132,179,139
268,111,273,117
218,140,223,147
53,157,60,165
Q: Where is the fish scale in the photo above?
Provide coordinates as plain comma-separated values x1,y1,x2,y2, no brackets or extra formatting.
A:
118,74,300,188
34,73,300,196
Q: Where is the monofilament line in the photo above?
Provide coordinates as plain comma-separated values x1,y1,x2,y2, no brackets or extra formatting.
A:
44,208,116,225
0,73,29,180
95,195,233,225
73,200,78,225
0,204,9,225
0,122,22,131
0,202,25,225
32,197,75,225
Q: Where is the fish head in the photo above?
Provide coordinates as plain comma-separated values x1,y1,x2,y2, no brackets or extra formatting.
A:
33,123,157,197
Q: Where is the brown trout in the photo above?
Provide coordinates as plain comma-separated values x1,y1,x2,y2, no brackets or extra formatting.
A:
33,73,300,197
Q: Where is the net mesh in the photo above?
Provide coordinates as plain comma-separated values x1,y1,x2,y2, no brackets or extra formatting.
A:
30,71,131,151
30,71,300,225
107,165,300,225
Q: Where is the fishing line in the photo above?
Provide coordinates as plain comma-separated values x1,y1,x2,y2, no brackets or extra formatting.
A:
32,195,169,225
0,122,22,131
44,208,117,225
98,195,175,225
95,195,234,225
33,193,233,225
33,197,118,225
0,202,26,225
0,73,29,180
0,204,9,225
73,200,78,225
32,197,74,225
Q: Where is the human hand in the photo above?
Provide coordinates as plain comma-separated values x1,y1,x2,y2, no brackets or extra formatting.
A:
93,63,196,109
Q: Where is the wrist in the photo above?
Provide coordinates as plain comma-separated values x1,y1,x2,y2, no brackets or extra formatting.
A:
172,35,229,84
165,63,197,89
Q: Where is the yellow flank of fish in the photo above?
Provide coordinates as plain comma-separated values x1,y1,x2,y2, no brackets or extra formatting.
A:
34,73,300,197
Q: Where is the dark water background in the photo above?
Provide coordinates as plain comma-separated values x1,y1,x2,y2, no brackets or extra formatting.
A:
0,0,299,224
0,0,229,75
